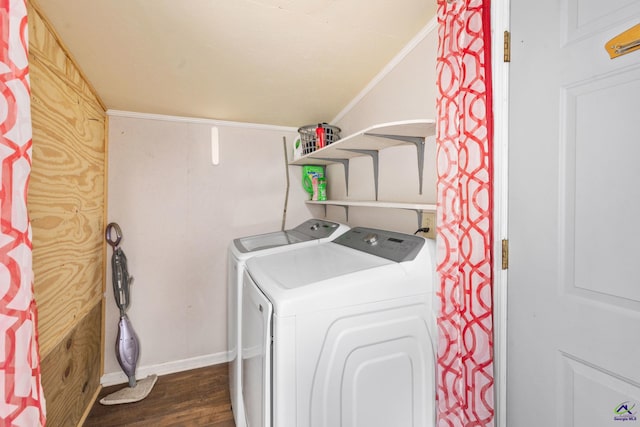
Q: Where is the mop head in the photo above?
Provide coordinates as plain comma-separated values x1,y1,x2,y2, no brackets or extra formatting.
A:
99,374,158,405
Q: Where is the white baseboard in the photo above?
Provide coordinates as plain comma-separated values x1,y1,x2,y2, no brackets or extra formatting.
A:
100,351,230,387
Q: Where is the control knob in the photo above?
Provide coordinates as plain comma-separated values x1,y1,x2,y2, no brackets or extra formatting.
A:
364,233,379,245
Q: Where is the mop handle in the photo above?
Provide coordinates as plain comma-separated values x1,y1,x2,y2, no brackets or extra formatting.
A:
106,223,132,314
106,222,123,248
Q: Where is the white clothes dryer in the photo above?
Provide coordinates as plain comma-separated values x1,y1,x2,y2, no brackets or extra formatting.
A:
228,219,349,427
241,227,437,427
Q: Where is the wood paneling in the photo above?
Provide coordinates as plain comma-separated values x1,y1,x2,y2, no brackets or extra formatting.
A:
28,0,106,360
27,0,105,112
40,303,102,427
27,1,107,425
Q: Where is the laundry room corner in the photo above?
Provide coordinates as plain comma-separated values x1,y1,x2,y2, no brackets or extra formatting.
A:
103,111,310,383
315,17,439,235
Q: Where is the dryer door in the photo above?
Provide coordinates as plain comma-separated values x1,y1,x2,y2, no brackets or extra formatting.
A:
242,272,273,427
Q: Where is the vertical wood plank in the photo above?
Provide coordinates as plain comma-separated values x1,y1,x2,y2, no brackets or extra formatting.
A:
40,303,102,427
27,1,107,425
29,51,105,354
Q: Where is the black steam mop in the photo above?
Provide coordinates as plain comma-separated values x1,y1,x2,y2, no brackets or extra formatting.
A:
100,222,157,405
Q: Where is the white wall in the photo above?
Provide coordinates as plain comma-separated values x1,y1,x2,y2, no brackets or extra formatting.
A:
332,20,437,136
311,18,438,235
104,113,310,383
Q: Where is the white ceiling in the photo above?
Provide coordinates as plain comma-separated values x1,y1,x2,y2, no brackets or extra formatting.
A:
34,0,437,127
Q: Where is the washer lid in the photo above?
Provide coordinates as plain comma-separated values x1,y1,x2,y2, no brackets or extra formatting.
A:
234,230,309,253
246,243,393,290
245,241,431,316
244,228,434,316
233,219,348,253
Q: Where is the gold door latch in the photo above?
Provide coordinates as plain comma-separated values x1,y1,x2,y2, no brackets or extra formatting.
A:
501,239,509,270
504,31,511,63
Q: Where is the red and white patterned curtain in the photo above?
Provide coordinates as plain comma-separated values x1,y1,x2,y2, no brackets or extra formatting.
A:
0,0,47,424
435,0,494,426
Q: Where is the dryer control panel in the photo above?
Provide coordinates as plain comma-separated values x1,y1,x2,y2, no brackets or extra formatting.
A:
333,227,425,262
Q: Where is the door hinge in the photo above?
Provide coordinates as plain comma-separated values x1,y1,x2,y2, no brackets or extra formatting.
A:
503,31,511,63
501,239,509,270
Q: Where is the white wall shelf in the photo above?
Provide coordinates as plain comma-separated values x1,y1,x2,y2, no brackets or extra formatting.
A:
290,119,436,199
306,200,436,210
305,200,436,227
294,119,437,228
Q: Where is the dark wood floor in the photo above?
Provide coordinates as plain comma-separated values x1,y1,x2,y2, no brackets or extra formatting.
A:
84,363,236,426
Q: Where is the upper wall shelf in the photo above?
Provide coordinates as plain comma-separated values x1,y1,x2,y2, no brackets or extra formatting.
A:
290,119,436,165
290,119,436,198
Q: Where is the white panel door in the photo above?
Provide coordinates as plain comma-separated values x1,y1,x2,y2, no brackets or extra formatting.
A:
508,0,640,425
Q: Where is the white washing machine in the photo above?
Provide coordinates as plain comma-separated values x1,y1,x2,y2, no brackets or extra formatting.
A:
241,227,437,427
228,219,350,427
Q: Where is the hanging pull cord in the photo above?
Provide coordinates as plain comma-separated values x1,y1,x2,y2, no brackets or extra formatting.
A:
106,223,133,316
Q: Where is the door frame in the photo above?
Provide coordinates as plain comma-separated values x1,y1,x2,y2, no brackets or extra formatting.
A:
491,1,510,426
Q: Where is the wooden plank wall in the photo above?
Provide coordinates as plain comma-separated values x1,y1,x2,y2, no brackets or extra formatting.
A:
27,1,107,425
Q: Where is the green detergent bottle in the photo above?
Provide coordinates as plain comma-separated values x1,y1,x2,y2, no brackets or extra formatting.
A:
301,165,325,199
317,178,327,201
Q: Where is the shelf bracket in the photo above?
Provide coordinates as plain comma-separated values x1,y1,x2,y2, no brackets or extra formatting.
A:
309,157,350,196
365,133,426,195
413,209,423,229
338,149,380,200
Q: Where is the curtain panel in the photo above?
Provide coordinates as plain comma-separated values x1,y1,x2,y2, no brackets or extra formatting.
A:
435,0,494,425
0,0,46,424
